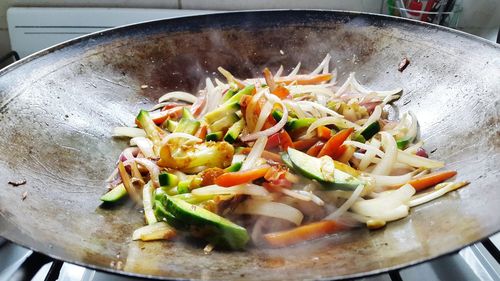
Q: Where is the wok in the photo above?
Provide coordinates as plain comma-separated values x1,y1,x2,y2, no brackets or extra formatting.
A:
0,10,499,281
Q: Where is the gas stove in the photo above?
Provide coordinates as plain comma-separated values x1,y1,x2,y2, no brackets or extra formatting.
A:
1,235,499,281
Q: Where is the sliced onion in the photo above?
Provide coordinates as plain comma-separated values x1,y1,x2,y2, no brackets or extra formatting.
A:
132,222,175,241
253,101,273,133
371,132,397,175
273,186,311,202
368,170,418,190
343,141,384,156
408,181,468,207
161,133,202,145
306,117,361,139
120,147,139,162
288,189,325,206
287,62,301,77
148,102,182,112
358,138,380,171
335,73,354,96
351,184,415,217
380,93,401,106
112,127,146,138
241,136,267,170
353,153,413,171
404,140,424,154
288,85,335,97
397,150,444,169
360,105,381,131
241,98,288,142
134,158,160,188
158,91,197,103
283,100,308,119
274,65,284,79
405,111,418,142
192,184,270,197
349,73,403,97
310,54,331,75
369,205,409,222
203,78,218,113
142,181,157,225
130,137,155,158
297,101,343,118
233,199,303,225
245,89,265,130
324,183,365,220
231,154,247,165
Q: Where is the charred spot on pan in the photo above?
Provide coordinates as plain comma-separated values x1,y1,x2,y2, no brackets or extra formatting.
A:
398,57,410,72
8,179,26,186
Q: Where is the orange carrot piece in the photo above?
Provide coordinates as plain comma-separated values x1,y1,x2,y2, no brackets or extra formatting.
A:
215,166,270,187
317,128,354,158
292,138,319,151
263,220,346,248
306,140,324,157
317,126,333,141
408,170,457,191
194,124,208,139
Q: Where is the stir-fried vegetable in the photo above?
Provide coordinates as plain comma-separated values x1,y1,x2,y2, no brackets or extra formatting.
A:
105,55,467,251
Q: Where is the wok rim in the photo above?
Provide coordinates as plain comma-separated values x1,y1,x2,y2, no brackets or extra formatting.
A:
0,9,499,280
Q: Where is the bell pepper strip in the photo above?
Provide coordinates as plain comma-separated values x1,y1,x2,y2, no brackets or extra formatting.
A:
317,128,354,158
337,145,355,164
266,133,281,150
215,165,271,187
278,130,294,151
406,170,457,191
263,220,346,248
272,86,290,99
317,126,333,141
275,73,333,85
292,138,319,151
240,147,283,163
194,124,208,139
306,140,324,157
263,68,277,92
332,144,348,160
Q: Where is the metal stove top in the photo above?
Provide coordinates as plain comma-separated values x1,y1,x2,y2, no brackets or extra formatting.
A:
1,234,499,281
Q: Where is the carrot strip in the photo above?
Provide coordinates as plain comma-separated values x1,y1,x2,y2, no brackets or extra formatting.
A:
215,166,270,187
408,170,457,191
292,138,319,151
263,220,346,248
317,128,354,158
278,130,294,151
317,126,333,141
306,140,324,157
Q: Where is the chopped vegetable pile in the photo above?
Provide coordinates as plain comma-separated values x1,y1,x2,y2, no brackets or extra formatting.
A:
104,55,468,250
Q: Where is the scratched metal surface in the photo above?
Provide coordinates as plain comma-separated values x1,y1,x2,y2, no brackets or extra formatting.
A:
0,10,499,281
